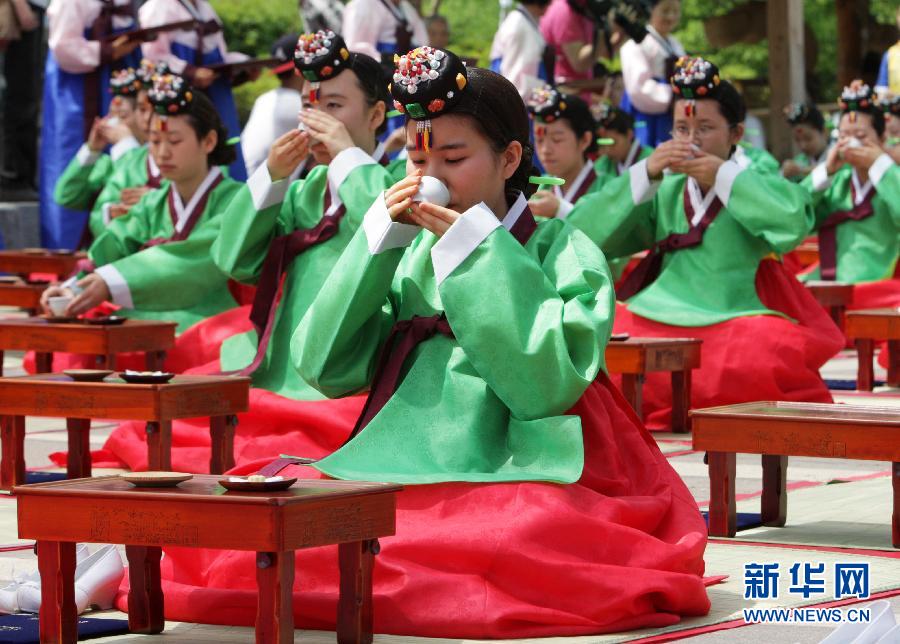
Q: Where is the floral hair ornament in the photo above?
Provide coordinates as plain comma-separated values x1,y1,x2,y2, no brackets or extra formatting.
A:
147,74,193,132
838,80,874,125
878,94,900,120
783,102,811,126
389,46,468,152
109,68,142,108
671,56,721,118
135,59,170,87
293,30,351,105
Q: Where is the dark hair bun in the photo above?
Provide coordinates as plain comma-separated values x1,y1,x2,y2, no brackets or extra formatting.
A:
784,102,825,130
526,85,566,122
390,46,468,119
148,74,194,116
135,59,170,86
594,101,635,133
880,94,900,117
670,56,721,99
293,30,351,82
110,68,142,98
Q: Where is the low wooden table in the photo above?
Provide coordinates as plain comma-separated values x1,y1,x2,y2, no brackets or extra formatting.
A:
805,280,854,328
15,475,401,644
0,373,250,489
845,309,900,391
794,240,819,267
605,337,702,433
691,401,900,547
0,250,85,279
0,281,49,315
0,318,176,375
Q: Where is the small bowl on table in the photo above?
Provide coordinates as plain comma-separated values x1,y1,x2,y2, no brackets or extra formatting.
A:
119,370,176,384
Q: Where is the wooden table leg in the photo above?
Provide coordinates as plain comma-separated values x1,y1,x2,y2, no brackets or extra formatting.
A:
145,421,172,471
887,341,900,388
209,415,236,474
337,540,378,644
35,351,53,374
65,418,92,480
0,415,26,489
761,454,788,527
856,338,875,391
126,545,164,634
38,540,77,644
0,349,4,377
145,350,167,371
670,370,691,434
255,551,294,644
620,373,645,421
707,451,737,538
893,462,899,549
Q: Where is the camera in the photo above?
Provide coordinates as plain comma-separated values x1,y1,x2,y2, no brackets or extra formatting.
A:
578,0,655,44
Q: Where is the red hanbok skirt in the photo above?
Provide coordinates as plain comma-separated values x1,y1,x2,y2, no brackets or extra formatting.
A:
611,259,845,430
113,375,711,638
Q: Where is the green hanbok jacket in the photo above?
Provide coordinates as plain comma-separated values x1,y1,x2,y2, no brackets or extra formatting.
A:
211,148,397,399
566,156,815,327
800,155,900,283
593,142,654,188
291,193,615,484
734,143,779,174
89,167,240,332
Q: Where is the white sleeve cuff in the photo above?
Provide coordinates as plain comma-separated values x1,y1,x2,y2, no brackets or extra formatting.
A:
869,153,895,188
362,192,420,254
328,146,377,194
556,198,575,220
431,203,501,286
110,136,139,162
94,264,134,309
76,144,101,167
811,163,831,191
629,159,661,205
248,163,291,212
102,203,112,226
714,160,744,208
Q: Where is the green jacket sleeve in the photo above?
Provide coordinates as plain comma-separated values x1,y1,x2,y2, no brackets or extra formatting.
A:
53,153,112,211
437,219,614,420
87,194,153,265
566,167,658,258
291,222,407,399
726,167,815,253
874,162,900,225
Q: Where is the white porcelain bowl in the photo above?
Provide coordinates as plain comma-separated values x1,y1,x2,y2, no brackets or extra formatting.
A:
411,176,450,208
47,295,73,317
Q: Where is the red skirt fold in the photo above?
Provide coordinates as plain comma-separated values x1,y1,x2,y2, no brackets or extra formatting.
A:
115,375,710,638
612,260,844,429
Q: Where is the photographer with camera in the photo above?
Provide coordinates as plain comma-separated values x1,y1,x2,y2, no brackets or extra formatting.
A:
619,0,684,147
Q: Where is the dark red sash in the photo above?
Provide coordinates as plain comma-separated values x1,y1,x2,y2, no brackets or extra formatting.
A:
616,185,723,301
140,172,223,249
226,187,346,377
569,167,597,204
146,156,162,189
818,181,875,281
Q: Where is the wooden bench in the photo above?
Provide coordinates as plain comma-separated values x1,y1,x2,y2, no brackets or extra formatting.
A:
0,281,49,315
605,337,702,433
845,309,900,391
0,249,85,279
15,474,400,644
691,401,900,547
805,280,854,329
0,318,176,374
0,373,250,489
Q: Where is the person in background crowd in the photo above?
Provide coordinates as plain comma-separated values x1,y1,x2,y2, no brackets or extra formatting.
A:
342,0,427,67
881,94,900,161
39,0,142,249
0,0,43,202
782,102,832,182
540,0,608,86
619,0,684,147
241,33,304,177
139,0,251,181
875,6,900,96
425,13,449,49
299,0,343,33
489,0,552,98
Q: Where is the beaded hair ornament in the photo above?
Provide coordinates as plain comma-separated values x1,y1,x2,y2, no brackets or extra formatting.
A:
670,56,721,118
880,94,900,119
109,68,143,102
526,85,567,138
838,80,874,124
389,46,468,152
135,59,170,86
147,74,194,132
783,102,811,126
293,30,351,105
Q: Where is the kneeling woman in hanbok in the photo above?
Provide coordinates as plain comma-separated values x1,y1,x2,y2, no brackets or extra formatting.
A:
144,48,710,638
40,74,241,362
568,57,844,429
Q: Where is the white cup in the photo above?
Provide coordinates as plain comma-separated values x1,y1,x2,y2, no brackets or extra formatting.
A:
411,176,450,207
47,296,73,317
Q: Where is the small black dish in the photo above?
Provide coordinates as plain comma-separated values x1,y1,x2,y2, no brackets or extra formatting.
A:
119,371,176,384
86,316,127,326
